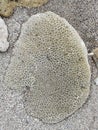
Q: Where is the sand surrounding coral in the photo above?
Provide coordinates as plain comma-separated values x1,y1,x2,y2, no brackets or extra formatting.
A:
0,0,98,130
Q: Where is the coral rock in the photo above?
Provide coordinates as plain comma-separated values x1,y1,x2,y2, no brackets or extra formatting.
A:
0,0,48,17
0,17,9,52
4,12,91,123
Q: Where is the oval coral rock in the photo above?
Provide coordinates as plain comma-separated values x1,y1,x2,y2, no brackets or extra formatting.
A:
4,12,91,123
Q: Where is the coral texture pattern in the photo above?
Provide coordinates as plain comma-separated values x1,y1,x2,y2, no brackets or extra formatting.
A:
4,12,91,123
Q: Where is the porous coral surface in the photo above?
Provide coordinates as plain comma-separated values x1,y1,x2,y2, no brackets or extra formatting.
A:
4,12,91,123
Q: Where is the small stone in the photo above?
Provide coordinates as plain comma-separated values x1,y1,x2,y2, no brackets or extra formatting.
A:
94,77,98,85
0,17,9,52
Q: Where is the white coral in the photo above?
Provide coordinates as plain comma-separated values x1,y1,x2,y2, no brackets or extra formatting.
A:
0,17,9,52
